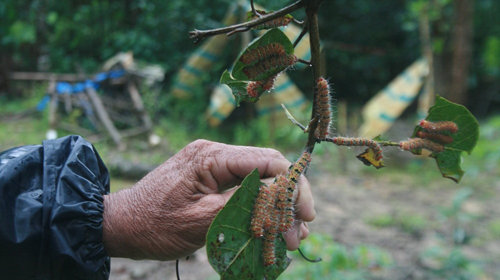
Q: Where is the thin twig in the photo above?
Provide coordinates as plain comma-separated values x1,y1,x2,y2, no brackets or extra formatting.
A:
281,104,306,131
189,0,305,43
297,58,312,66
176,259,180,280
251,0,257,15
293,18,305,25
293,23,308,48
298,247,322,263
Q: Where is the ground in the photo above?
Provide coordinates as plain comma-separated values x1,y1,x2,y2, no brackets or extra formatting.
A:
108,148,500,280
1,110,498,279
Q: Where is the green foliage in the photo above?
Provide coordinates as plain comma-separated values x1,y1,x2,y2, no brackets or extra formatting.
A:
438,188,475,245
420,247,485,280
206,169,289,280
483,36,500,76
366,212,428,236
280,233,392,280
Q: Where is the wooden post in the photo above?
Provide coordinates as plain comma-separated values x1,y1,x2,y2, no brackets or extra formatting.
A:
86,87,123,147
47,79,58,130
127,81,152,131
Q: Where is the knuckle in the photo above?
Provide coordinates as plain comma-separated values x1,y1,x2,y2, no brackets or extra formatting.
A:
188,139,213,151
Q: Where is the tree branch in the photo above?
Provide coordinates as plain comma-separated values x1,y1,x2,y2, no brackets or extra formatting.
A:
189,0,305,43
304,0,324,151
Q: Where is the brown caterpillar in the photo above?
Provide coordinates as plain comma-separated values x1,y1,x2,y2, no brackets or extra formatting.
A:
243,54,297,80
240,43,286,65
332,137,383,160
419,120,458,134
288,151,312,184
399,138,444,153
416,131,454,144
315,77,332,139
250,184,277,238
274,175,294,233
246,75,277,98
250,10,293,30
263,230,277,266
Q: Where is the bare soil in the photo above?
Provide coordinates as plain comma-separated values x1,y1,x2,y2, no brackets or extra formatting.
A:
109,152,500,280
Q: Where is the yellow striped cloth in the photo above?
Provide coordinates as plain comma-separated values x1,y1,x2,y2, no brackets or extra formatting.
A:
171,5,239,98
358,58,429,138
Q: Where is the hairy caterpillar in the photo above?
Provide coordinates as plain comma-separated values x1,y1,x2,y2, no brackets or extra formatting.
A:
246,75,277,98
251,184,277,238
252,152,313,266
240,43,286,65
416,131,454,144
274,175,294,233
315,77,332,139
250,10,293,30
263,230,277,266
419,120,458,134
243,54,297,80
288,151,312,184
399,138,444,153
332,137,383,160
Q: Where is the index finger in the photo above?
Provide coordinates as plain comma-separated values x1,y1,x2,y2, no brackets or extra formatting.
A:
213,145,291,190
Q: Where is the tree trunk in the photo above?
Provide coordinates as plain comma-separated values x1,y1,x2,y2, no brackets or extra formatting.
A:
449,0,474,105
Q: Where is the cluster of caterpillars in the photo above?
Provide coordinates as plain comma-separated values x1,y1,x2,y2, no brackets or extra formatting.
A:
250,151,312,266
241,43,297,97
399,120,458,153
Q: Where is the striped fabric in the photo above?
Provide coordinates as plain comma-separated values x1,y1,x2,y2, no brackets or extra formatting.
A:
359,58,429,138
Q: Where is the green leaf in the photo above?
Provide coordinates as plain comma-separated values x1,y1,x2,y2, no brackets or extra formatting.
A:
206,169,290,280
413,96,479,182
220,70,255,106
432,149,464,182
232,28,294,81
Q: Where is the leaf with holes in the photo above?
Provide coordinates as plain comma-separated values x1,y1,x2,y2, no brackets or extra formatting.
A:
412,96,479,182
206,169,290,280
220,70,257,106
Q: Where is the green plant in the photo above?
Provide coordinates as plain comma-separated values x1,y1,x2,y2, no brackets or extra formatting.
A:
186,1,480,278
280,233,392,280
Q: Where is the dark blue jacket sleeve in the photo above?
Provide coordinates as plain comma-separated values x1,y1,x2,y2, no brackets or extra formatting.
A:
0,135,110,280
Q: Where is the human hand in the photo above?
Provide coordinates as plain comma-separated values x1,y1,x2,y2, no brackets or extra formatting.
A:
102,139,315,260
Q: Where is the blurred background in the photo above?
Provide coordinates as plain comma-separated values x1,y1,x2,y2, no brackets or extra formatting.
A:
1,0,499,279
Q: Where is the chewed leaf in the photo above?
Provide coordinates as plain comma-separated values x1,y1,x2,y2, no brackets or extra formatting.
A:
220,70,258,106
432,149,464,183
357,148,385,169
206,169,290,280
412,96,479,183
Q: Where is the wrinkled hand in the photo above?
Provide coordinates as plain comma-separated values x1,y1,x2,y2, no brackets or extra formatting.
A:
103,139,315,260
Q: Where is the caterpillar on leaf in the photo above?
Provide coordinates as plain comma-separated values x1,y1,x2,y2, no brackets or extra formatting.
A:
419,120,458,134
242,54,297,80
416,130,454,144
240,43,286,65
246,75,277,98
399,138,444,153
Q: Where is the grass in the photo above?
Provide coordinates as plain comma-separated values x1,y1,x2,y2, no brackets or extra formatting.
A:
366,212,428,236
280,233,393,280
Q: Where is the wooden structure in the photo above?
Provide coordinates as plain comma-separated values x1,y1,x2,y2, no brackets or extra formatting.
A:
10,70,153,148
